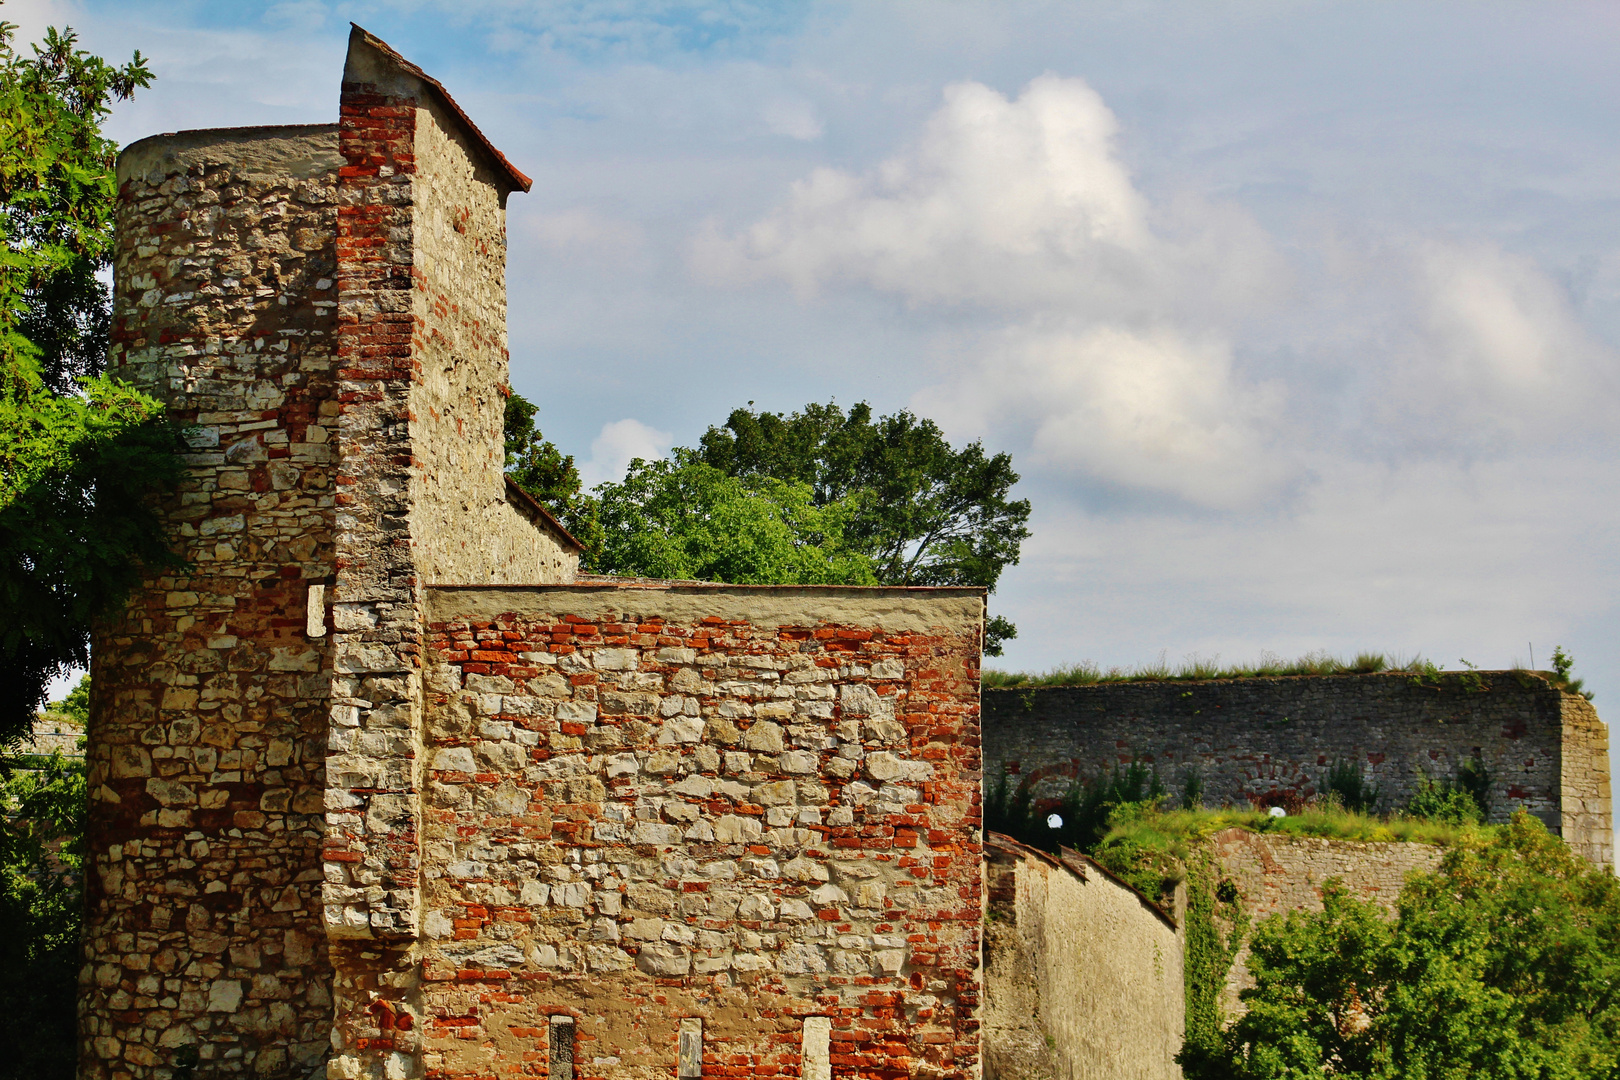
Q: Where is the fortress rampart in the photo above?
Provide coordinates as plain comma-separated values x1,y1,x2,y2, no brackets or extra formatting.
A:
81,26,985,1080
983,673,1612,867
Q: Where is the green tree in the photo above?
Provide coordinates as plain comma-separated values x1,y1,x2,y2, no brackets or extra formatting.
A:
592,451,878,586
503,391,601,552
0,682,88,1079
1189,812,1620,1079
698,401,1030,653
0,15,179,742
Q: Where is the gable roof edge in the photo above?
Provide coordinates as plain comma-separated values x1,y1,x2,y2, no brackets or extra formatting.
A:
347,24,533,193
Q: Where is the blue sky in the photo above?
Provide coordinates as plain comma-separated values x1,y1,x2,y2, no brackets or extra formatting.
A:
22,1,1620,715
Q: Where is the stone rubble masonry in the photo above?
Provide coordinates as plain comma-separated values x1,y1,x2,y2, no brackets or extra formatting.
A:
412,583,985,1080
983,673,1613,868
982,835,1183,1080
84,26,586,1080
1203,829,1445,1019
88,122,346,1080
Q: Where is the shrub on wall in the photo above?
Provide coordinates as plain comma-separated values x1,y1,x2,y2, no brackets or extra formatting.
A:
1182,813,1620,1079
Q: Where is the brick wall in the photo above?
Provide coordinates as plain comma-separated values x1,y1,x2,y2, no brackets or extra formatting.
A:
86,124,343,1080
983,673,1613,867
413,584,984,1080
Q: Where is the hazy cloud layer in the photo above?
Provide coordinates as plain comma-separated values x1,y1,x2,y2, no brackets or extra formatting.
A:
39,1,1620,718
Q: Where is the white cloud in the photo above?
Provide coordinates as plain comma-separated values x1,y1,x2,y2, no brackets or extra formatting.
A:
922,324,1290,506
699,73,1291,506
760,97,823,140
1404,238,1617,430
579,418,672,487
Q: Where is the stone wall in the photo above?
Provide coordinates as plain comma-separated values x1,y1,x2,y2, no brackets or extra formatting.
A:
412,583,985,1080
1203,829,1442,1017
86,124,344,1080
86,27,985,1080
983,673,1613,867
983,835,1183,1080
410,82,576,587
87,28,584,1080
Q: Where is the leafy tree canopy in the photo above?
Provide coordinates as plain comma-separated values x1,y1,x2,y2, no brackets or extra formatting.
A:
1186,812,1620,1080
0,15,178,742
504,391,601,552
592,451,878,587
699,401,1029,653
503,397,1030,653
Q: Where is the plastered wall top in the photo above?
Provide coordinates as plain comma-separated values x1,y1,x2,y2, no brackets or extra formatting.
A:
428,582,986,632
116,124,341,184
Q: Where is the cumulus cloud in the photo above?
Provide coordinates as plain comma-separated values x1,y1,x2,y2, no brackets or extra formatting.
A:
579,419,672,487
921,324,1290,507
697,74,1291,505
1395,238,1618,440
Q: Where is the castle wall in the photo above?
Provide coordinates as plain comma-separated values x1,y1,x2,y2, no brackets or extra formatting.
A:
410,95,577,586
85,125,344,1080
983,836,1183,1080
1203,829,1442,1017
983,674,1613,866
409,584,985,1080
1561,695,1612,867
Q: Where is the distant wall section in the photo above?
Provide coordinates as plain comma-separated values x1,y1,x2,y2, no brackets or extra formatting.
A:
1203,829,1442,1017
983,673,1612,867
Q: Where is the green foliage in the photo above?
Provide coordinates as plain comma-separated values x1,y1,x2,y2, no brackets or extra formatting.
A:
0,14,176,743
0,738,86,1080
1088,804,1489,905
983,767,1035,840
502,392,602,554
0,17,150,389
984,650,1401,689
591,451,879,586
1180,850,1249,1070
1323,758,1381,815
697,400,1030,654
1405,762,1491,825
1550,645,1594,701
989,762,1166,858
1,374,184,741
1180,764,1205,811
45,671,86,726
1189,813,1620,1079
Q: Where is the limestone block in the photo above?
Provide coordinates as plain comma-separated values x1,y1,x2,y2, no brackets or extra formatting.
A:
743,721,785,753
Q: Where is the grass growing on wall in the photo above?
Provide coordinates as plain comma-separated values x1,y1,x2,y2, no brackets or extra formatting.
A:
982,650,1401,688
982,649,1596,696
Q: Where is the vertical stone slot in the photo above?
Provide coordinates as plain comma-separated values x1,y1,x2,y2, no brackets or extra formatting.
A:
550,1016,575,1080
678,1017,703,1078
802,1016,832,1080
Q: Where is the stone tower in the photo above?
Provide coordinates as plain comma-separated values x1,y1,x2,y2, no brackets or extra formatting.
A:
84,26,584,1079
83,25,987,1080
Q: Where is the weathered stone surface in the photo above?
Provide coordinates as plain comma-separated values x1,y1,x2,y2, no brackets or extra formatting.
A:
84,26,986,1080
418,584,984,1080
985,673,1613,868
985,836,1181,1080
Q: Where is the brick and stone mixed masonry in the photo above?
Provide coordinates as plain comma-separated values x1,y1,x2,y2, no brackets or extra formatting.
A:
78,19,1617,1080
84,25,985,1080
